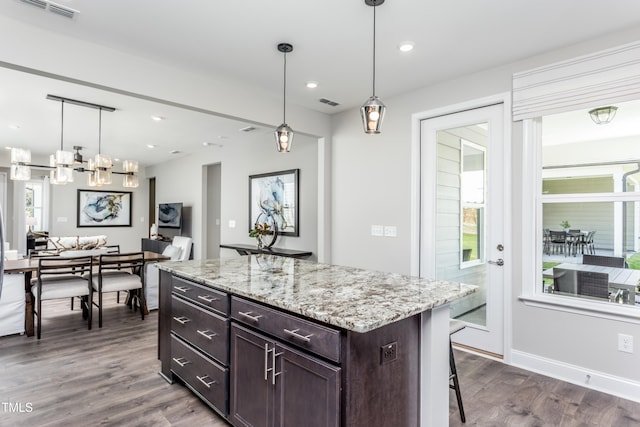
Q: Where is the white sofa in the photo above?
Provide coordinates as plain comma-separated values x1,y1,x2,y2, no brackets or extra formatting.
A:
145,236,192,310
0,274,25,337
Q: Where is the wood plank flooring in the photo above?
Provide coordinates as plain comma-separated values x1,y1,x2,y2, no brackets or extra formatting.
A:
1,295,639,426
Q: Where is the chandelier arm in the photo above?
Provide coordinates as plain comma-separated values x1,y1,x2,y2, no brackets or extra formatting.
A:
60,100,65,151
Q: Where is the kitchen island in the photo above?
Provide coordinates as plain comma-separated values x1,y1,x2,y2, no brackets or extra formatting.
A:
157,255,476,427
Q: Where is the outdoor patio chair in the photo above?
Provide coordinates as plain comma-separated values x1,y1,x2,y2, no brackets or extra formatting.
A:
577,270,609,300
553,268,577,294
582,254,625,268
549,231,568,255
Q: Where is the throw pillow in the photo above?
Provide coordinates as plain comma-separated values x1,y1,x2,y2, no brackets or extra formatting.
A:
162,244,183,261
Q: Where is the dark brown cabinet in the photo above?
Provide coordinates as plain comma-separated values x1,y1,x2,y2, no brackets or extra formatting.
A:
229,323,340,427
159,272,421,427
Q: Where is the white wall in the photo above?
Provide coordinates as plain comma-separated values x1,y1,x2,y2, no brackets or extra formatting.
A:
330,27,640,395
146,131,319,261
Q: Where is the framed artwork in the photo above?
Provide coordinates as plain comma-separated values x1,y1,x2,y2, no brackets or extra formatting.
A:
249,169,299,237
77,190,132,227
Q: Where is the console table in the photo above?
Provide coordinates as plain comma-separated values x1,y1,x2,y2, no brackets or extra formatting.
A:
220,243,312,259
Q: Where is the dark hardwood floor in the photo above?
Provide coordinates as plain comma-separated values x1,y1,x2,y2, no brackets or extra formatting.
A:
1,295,639,426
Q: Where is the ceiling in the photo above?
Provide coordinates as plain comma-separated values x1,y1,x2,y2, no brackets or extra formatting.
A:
2,0,640,166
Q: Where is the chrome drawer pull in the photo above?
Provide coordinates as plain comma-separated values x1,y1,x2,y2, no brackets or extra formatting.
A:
197,294,219,303
238,311,262,323
283,328,313,343
197,329,217,340
196,375,217,388
174,286,190,293
172,316,191,325
172,357,191,367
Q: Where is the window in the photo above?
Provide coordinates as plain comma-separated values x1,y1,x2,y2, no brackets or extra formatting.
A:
25,180,44,232
537,99,640,308
461,140,486,266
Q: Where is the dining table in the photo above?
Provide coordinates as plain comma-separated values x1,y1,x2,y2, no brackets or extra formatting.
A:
543,262,640,304
4,250,169,337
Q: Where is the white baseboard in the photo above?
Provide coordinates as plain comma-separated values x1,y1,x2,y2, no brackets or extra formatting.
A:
511,350,640,403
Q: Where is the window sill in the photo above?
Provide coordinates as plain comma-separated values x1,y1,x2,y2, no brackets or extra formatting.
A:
519,294,640,324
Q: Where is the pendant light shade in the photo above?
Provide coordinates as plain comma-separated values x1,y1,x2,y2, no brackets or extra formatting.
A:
122,159,139,188
10,147,32,180
50,100,74,185
361,0,386,134
275,43,294,152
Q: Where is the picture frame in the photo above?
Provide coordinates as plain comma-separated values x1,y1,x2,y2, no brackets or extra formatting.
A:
249,169,299,237
77,189,132,227
158,202,183,228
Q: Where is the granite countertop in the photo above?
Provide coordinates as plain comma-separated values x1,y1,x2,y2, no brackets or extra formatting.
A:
158,255,477,333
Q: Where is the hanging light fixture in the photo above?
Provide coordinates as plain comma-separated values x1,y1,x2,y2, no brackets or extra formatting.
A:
8,94,138,188
589,106,618,124
87,107,113,186
275,42,294,152
49,99,74,185
360,0,386,134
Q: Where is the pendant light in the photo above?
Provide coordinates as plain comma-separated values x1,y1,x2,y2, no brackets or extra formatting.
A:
275,43,294,152
360,0,386,134
50,99,74,185
88,107,113,186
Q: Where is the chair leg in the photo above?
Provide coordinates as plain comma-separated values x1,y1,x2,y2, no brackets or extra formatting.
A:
37,296,42,340
98,290,103,328
450,340,466,423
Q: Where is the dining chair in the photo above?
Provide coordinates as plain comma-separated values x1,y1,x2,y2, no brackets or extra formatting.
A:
581,231,596,255
543,229,551,255
577,270,609,300
144,236,193,310
553,268,578,294
88,252,145,328
549,231,568,255
582,254,625,268
31,255,93,339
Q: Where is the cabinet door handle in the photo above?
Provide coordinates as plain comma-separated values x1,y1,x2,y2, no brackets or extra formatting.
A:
174,286,191,293
196,375,217,388
283,328,313,343
272,348,283,385
172,357,191,367
172,316,191,325
238,311,262,323
197,294,219,303
197,329,217,340
264,344,273,381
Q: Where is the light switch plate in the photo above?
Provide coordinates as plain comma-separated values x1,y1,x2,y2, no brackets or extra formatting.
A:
371,225,383,236
228,220,236,228
384,226,397,237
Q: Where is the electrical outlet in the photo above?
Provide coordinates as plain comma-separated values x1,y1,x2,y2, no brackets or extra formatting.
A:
618,333,634,353
380,342,397,364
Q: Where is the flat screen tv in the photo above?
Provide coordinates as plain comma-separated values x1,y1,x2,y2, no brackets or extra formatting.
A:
158,202,182,228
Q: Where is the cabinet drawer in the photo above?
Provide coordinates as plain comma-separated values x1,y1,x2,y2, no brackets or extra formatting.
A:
172,296,229,365
231,297,341,363
172,276,229,316
171,335,228,416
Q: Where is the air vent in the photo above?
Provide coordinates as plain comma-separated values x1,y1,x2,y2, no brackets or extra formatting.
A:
319,98,340,107
20,0,47,9
20,0,78,19
48,2,77,19
239,126,257,133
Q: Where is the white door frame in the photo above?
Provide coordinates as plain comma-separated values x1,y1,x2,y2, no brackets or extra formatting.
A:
410,92,512,362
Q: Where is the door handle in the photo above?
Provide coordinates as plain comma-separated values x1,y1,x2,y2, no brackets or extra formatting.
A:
488,258,504,266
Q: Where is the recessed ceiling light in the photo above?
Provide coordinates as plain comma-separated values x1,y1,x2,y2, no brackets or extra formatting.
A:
147,144,156,148
5,146,12,150
306,81,319,89
399,42,414,52
151,116,164,121
8,124,20,130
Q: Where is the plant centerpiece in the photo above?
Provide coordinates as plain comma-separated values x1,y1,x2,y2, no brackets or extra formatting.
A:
250,222,274,250
560,220,571,231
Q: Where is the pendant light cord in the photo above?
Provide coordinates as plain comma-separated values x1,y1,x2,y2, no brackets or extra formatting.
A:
283,50,287,124
60,100,65,151
372,3,376,97
98,108,102,155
